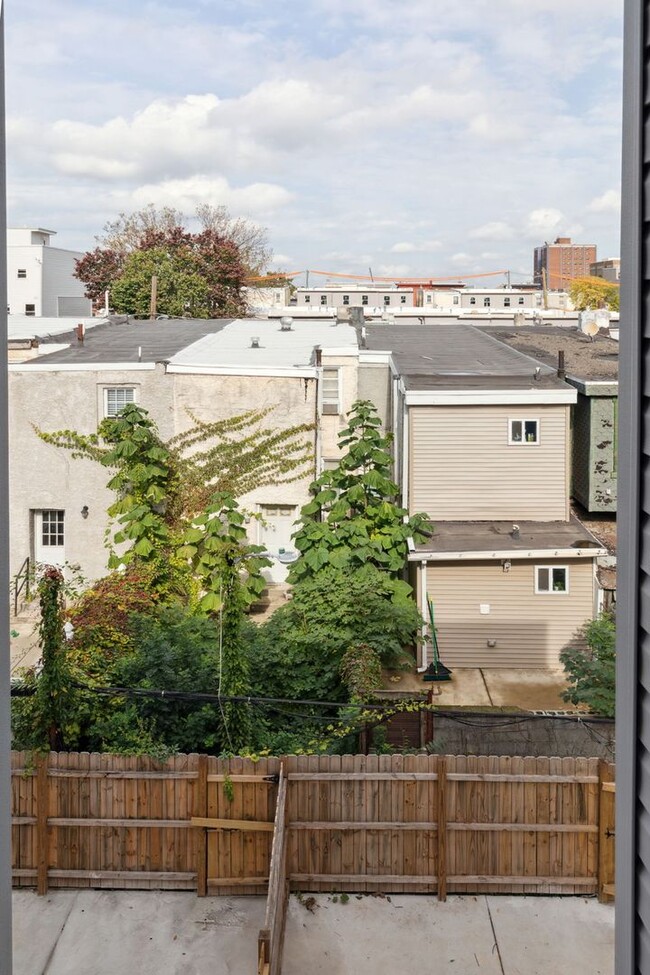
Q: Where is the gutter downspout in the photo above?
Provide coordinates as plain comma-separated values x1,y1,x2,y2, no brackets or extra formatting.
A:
401,399,409,510
417,560,429,672
314,345,322,475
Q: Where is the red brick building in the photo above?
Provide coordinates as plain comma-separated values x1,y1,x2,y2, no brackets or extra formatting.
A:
533,237,597,290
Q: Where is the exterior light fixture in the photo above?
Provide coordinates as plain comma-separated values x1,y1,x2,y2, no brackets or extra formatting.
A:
81,505,89,519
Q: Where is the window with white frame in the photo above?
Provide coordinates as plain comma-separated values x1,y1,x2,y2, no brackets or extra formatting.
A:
518,296,525,305
17,268,26,278
508,418,539,445
343,295,350,305
362,294,369,305
453,295,459,304
322,368,341,414
41,509,65,547
320,294,327,305
104,387,136,417
535,565,569,594
384,295,391,305
469,296,476,305
400,295,407,304
504,296,511,307
484,296,491,307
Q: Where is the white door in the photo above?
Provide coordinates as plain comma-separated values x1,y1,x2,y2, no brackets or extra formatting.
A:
258,504,298,583
34,509,66,568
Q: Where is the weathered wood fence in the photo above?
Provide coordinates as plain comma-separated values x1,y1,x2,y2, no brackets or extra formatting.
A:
257,765,289,975
10,751,615,899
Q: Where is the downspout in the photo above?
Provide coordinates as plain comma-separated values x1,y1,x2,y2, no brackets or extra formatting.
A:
314,345,322,475
417,560,429,672
401,399,410,511
392,376,400,482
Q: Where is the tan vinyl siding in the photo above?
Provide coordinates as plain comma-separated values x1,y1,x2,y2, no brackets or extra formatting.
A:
409,404,569,520
423,558,595,668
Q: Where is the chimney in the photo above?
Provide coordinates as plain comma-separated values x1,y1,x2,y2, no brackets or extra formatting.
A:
557,350,565,380
76,323,85,343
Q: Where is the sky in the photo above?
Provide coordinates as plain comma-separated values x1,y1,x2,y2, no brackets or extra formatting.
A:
5,0,623,283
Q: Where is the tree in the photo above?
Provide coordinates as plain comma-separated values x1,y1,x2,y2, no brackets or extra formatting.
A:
75,204,271,314
290,400,431,582
569,276,620,312
560,612,615,717
110,247,212,318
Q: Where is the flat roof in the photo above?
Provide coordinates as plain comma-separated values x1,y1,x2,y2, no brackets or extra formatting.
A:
7,316,104,343
478,325,619,382
411,517,606,557
362,321,571,391
168,318,358,370
18,317,232,365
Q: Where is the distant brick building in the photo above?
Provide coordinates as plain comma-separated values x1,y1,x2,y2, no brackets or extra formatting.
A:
533,237,597,290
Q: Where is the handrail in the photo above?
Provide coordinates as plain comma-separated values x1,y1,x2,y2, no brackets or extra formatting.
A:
13,556,30,616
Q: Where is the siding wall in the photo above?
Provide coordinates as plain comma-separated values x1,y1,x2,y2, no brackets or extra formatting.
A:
422,558,595,668
409,404,569,520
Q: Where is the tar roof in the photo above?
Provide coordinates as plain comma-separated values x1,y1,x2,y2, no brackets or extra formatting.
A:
20,317,233,365
8,316,104,343
361,321,569,391
477,325,619,382
412,518,605,555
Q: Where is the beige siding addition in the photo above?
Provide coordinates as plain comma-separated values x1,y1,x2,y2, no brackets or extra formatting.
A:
422,558,595,668
409,404,569,521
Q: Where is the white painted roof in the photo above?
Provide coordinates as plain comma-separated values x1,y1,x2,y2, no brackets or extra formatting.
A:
168,318,359,370
7,316,105,341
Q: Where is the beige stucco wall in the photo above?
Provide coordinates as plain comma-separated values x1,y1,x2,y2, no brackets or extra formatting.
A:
409,404,570,520
420,557,596,668
319,353,359,462
9,365,319,584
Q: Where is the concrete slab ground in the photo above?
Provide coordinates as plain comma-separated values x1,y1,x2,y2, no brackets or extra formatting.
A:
382,667,572,711
12,890,614,975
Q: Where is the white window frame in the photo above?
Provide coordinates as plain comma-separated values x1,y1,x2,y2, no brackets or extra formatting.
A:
508,418,540,445
504,296,511,307
320,294,327,305
103,386,137,418
343,295,350,306
469,296,476,305
362,294,369,305
383,295,391,305
535,565,569,595
322,367,341,415
40,509,65,548
484,296,491,307
17,268,26,278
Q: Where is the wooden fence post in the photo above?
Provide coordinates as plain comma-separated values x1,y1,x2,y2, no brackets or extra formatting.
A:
36,754,50,895
196,755,209,897
437,756,447,901
426,689,434,746
598,759,615,902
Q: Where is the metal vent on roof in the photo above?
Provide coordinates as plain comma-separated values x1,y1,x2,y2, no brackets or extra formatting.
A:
279,317,293,331
251,336,261,348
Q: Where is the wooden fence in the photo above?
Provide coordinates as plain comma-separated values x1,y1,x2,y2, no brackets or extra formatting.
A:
10,751,615,899
258,765,289,975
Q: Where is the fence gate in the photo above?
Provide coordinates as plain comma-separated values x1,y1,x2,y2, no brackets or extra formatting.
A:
598,761,615,902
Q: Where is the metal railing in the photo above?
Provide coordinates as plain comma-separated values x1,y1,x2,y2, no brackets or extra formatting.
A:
13,556,30,617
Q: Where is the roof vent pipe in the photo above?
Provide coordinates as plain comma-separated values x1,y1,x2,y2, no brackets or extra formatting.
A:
76,323,85,343
251,336,260,348
557,350,566,380
280,316,293,331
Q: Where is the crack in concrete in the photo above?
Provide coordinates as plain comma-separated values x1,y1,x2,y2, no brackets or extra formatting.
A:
485,897,506,975
40,893,79,975
479,669,495,706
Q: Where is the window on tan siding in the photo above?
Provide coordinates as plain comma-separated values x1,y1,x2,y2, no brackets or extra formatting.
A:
535,565,569,594
322,368,341,414
509,418,539,445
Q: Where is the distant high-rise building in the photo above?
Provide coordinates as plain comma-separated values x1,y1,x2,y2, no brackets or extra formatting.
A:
533,237,597,290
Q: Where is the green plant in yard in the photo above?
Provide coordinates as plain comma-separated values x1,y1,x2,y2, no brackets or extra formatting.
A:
289,400,430,581
560,612,615,717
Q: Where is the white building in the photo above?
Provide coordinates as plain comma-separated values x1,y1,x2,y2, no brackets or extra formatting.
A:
7,228,92,317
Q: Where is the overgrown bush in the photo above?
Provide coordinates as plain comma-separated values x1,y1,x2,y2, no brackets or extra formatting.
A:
560,612,615,717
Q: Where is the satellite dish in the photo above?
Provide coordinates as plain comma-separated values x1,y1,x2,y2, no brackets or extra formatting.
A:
582,320,599,337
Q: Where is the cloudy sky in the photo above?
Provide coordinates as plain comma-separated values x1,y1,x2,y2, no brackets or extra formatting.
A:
6,0,623,282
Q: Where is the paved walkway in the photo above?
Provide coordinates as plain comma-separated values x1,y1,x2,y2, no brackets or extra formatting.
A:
12,890,614,975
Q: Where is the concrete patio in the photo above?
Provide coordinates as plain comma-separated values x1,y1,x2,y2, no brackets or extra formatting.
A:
12,889,614,975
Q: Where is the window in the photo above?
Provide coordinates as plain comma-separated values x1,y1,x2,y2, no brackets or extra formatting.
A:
509,418,540,445
17,269,26,278
384,295,391,306
362,295,369,305
453,295,459,305
25,304,35,316
104,387,135,417
484,297,491,307
400,295,407,304
304,295,311,303
518,297,525,305
535,566,569,594
504,297,511,307
469,296,476,305
343,295,350,306
322,368,341,414
426,293,433,303
320,294,327,305
41,510,64,547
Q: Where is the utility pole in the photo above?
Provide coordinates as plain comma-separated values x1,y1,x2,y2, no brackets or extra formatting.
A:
305,269,309,288
506,269,511,288
149,274,158,319
0,1,13,969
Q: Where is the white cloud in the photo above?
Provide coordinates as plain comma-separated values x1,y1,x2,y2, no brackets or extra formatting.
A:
376,263,411,276
127,176,292,218
390,240,442,253
525,208,565,239
468,221,515,241
587,189,621,213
